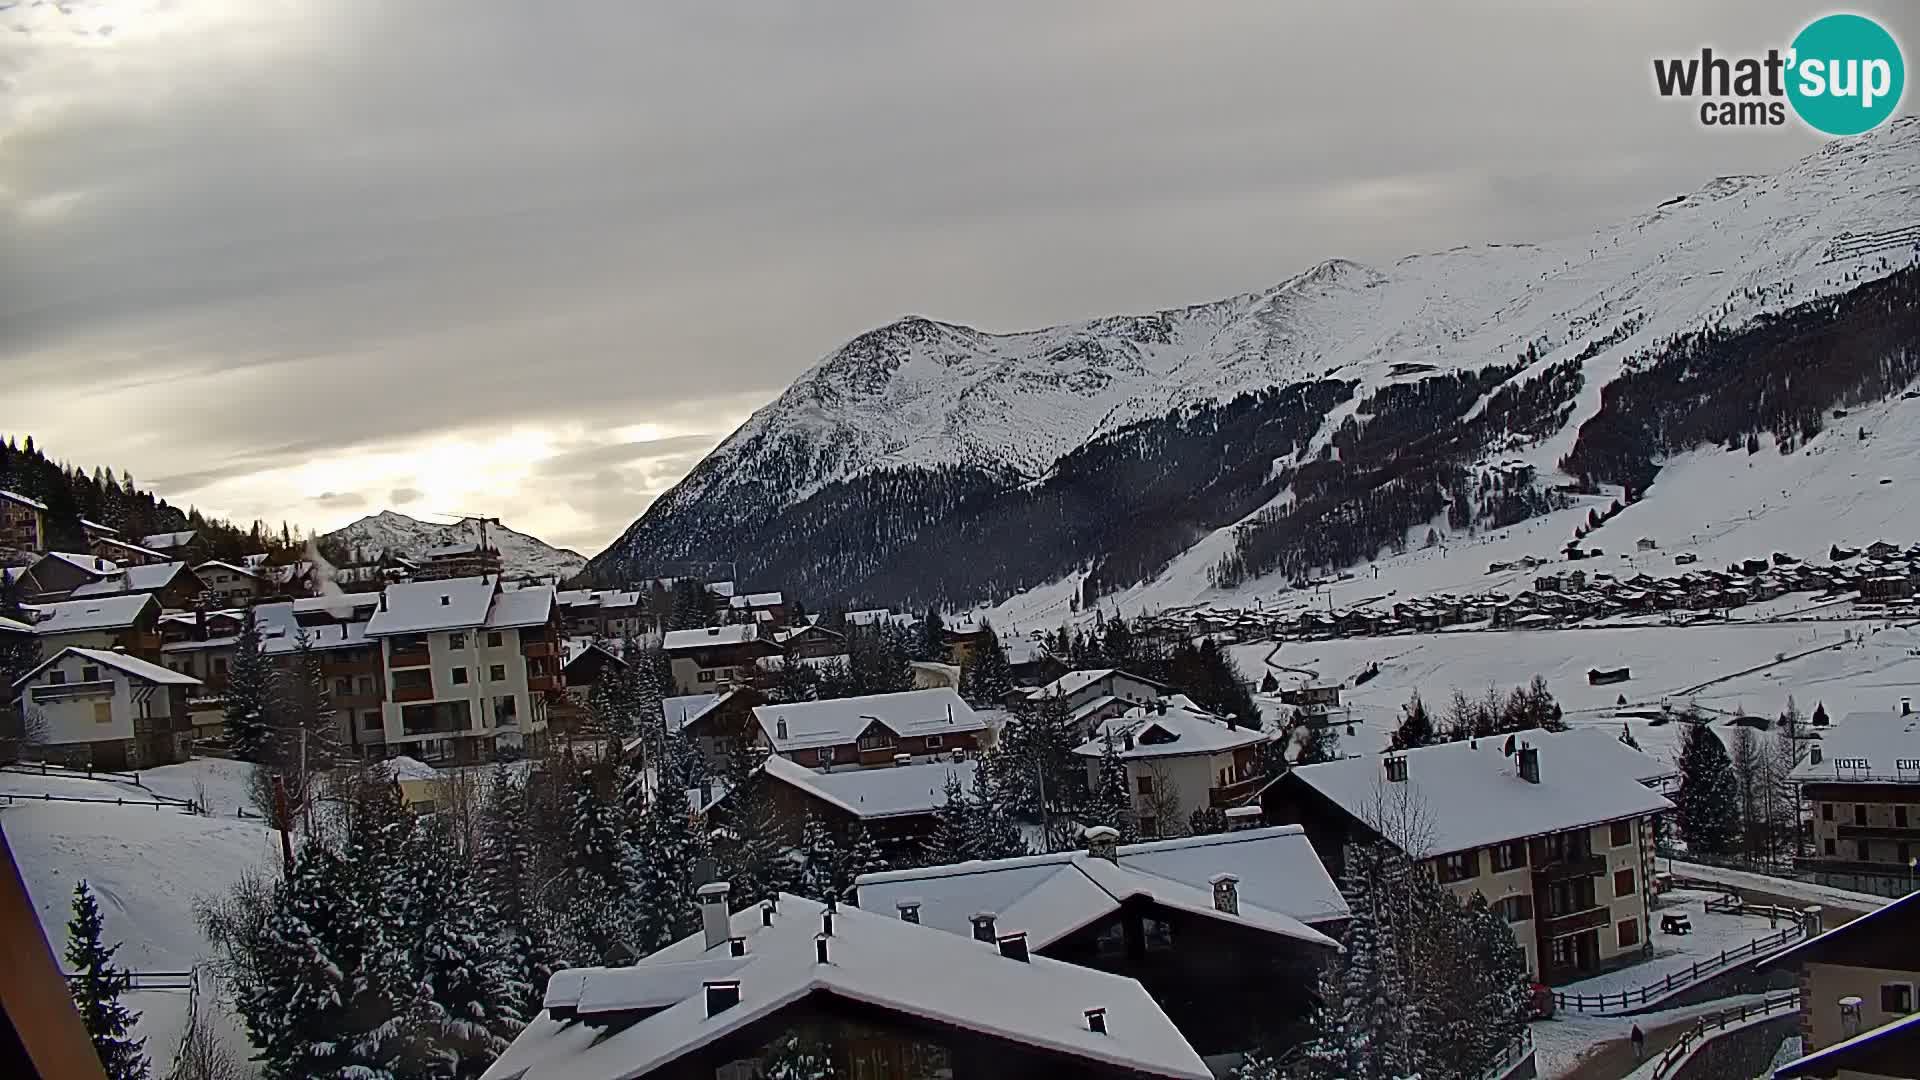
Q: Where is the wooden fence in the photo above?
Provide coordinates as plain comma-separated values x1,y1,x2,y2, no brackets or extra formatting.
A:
1649,990,1800,1080
1553,922,1804,1015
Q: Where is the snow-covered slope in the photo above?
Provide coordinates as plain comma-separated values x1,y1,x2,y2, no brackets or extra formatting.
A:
600,119,1920,609
323,510,586,580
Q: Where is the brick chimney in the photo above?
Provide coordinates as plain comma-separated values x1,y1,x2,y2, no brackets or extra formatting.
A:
1085,825,1120,862
1210,872,1240,915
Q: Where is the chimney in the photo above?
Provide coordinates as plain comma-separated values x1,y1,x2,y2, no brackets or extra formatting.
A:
1811,746,1823,765
1085,1008,1108,1035
1085,825,1120,862
996,932,1030,963
1839,995,1864,1039
1904,698,1913,716
970,911,998,943
893,753,911,767
1122,732,1135,751
379,592,389,611
704,980,741,1016
95,557,105,571
1384,755,1409,783
815,933,830,964
729,936,747,957
761,901,775,927
439,594,450,606
1225,805,1263,831
708,626,721,636
1518,744,1541,785
822,910,835,937
698,881,732,951
699,777,713,806
1210,872,1240,915
776,716,789,741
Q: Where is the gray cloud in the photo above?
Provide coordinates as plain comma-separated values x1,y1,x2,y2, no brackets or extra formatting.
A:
313,491,366,509
5,0,1914,553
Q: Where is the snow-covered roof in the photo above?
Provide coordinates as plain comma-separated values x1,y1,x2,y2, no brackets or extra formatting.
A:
69,561,191,599
845,607,913,628
42,551,118,578
1287,735,1674,858
704,579,736,598
1470,726,1677,784
376,755,441,782
1773,1008,1920,1079
24,594,156,634
1072,701,1269,760
290,593,382,617
857,825,1346,951
13,646,199,690
662,692,725,734
1792,712,1920,783
485,585,555,630
364,577,498,636
728,591,783,608
761,753,973,820
485,893,1212,1080
661,624,762,651
772,623,843,645
193,559,259,579
0,489,48,511
753,688,987,752
0,614,34,635
139,530,197,550
91,536,165,561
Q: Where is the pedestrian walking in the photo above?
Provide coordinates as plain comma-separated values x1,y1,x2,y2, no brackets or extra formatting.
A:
1631,1023,1647,1062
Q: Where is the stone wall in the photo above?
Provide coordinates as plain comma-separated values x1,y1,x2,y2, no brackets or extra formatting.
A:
1671,1016,1798,1080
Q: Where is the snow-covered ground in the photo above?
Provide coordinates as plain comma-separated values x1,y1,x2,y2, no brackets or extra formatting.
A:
2,757,260,818
1531,991,1784,1079
1556,891,1793,1003
1668,860,1890,917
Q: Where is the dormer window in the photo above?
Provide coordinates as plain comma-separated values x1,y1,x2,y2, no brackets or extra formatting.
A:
856,721,897,751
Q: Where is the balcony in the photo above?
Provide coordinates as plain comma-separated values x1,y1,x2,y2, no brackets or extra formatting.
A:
528,674,565,693
388,646,431,669
1836,823,1920,840
400,701,473,737
30,680,114,703
1534,852,1608,882
1540,906,1610,938
1208,774,1271,808
521,639,559,659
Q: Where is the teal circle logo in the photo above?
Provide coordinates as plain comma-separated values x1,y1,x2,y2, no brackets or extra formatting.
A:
1787,14,1904,136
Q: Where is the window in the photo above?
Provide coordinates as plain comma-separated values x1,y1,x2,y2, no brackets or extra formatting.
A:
1136,775,1155,795
926,735,943,749
1856,839,1870,861
1138,815,1158,838
335,678,352,698
363,711,380,731
857,726,896,752
493,696,517,727
1437,852,1478,884
1825,838,1837,855
1496,895,1534,923
82,665,101,682
1822,803,1835,821
357,675,375,695
487,632,503,648
1610,820,1634,847
1617,918,1640,949
449,633,467,650
1614,868,1637,898
48,670,66,685
698,670,716,683
484,664,503,682
1898,805,1910,828
1856,804,1869,826
214,657,229,674
93,701,113,724
1490,841,1528,872
1881,983,1914,1014
451,667,469,686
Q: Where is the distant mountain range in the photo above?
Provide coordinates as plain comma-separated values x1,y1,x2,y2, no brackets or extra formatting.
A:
322,510,586,581
591,118,1920,615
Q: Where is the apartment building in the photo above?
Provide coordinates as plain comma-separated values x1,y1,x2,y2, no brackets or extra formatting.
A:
1269,731,1672,983
662,623,782,694
1795,712,1920,895
364,577,563,764
0,489,48,554
10,646,197,770
1073,696,1273,837
257,595,391,758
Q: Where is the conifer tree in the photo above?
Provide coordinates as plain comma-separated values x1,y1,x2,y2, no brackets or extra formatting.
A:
917,609,947,663
1675,720,1741,855
476,764,554,1017
633,777,706,952
797,813,845,904
720,743,800,904
1292,843,1413,1080
223,607,275,761
966,765,1031,861
958,620,1013,707
1389,692,1436,751
238,841,375,1079
554,768,638,963
1087,735,1138,842
923,772,975,866
65,881,148,1080
839,824,891,889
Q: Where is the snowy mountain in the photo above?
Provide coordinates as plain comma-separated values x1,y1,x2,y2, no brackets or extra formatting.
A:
593,119,1920,612
323,510,587,580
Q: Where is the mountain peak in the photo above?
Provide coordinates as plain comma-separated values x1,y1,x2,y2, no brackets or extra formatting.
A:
323,510,586,580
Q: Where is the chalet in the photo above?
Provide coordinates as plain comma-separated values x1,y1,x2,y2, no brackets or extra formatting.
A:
940,620,993,667
1636,537,1657,551
0,490,48,555
554,588,648,639
754,688,991,769
1026,669,1170,717
1004,635,1069,688
1792,712,1920,890
1267,733,1671,983
845,607,915,631
663,624,783,695
773,620,846,661
158,609,246,739
1860,575,1914,602
662,687,764,766
554,638,625,737
1587,667,1631,686
1763,889,1920,1076
1867,540,1901,560
727,590,787,624
1674,552,1699,565
70,561,205,612
87,535,168,568
1278,684,1342,709
1074,697,1273,837
10,646,197,770
739,753,977,858
417,539,504,582
1832,544,1863,562
486,891,1214,1080
15,552,123,602
138,530,207,564
194,560,265,607
24,593,165,661
857,824,1345,1055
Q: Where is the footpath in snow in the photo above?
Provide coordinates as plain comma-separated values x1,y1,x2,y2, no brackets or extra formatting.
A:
1669,859,1891,917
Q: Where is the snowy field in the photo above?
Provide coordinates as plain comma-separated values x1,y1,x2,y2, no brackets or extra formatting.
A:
4,760,278,1061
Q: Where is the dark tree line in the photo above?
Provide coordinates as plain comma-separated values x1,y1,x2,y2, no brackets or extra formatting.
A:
1562,265,1920,493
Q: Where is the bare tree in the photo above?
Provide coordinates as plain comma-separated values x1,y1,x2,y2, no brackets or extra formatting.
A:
165,971,243,1080
1141,760,1185,839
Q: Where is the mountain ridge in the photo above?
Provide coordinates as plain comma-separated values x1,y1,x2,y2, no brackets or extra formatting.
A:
323,510,586,581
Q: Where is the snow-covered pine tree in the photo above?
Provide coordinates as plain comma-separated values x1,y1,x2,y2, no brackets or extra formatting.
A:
838,823,891,890
1388,691,1436,751
1292,843,1414,1080
633,776,707,952
65,881,148,1080
958,620,1013,707
922,772,974,866
720,742,800,904
554,768,639,964
966,765,1030,861
223,607,275,762
797,813,844,904
1675,721,1740,855
1294,720,1341,765
1086,734,1137,842
476,763,554,1017
1619,723,1642,751
237,840,374,1080
917,609,947,663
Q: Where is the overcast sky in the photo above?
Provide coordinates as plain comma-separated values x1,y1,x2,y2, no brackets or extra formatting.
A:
2,1,1911,555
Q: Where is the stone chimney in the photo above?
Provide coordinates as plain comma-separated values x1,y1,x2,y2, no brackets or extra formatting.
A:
1518,744,1541,785
996,932,1029,963
1085,825,1120,862
970,911,997,943
704,980,740,1016
698,881,732,951
1225,805,1263,831
1210,872,1240,915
